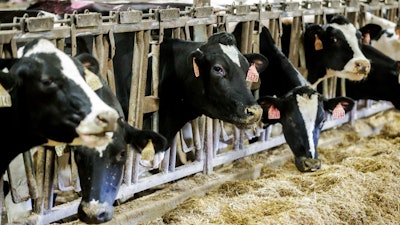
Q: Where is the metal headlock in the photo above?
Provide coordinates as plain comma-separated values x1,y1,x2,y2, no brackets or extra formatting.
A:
0,0,398,224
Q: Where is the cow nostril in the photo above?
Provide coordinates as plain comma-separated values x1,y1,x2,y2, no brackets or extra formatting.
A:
246,108,254,116
97,212,106,221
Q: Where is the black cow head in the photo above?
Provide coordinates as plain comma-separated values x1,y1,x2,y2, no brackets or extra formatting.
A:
13,39,119,146
303,15,371,86
72,53,168,224
258,86,354,172
73,118,167,224
185,32,268,129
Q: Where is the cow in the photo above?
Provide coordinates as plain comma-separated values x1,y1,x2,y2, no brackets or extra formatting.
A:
0,38,119,177
70,53,168,224
232,22,355,172
113,31,268,149
283,15,371,87
359,23,400,61
333,43,400,109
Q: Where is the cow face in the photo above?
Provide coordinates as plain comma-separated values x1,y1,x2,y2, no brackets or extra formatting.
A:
258,86,354,172
304,15,371,85
72,54,168,223
74,118,167,224
13,39,119,147
188,32,268,129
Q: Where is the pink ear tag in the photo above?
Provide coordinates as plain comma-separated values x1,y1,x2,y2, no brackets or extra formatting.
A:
193,58,200,77
268,105,280,119
332,103,345,119
246,64,259,82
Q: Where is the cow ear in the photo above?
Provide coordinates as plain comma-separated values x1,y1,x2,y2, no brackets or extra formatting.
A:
243,53,269,74
189,48,204,77
120,118,168,153
359,24,383,41
324,96,355,118
257,96,281,125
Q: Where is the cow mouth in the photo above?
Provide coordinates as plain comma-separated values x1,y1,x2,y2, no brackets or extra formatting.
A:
295,157,321,172
79,131,113,148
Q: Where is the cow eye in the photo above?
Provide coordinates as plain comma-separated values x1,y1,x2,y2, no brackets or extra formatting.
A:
212,65,225,76
41,78,57,89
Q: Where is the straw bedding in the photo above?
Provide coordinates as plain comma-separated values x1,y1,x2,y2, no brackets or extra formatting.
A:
156,109,400,225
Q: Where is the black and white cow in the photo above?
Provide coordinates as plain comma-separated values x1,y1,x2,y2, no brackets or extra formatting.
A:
232,22,355,172
334,43,400,109
71,53,168,224
0,38,119,176
114,31,268,148
284,15,371,87
359,23,400,61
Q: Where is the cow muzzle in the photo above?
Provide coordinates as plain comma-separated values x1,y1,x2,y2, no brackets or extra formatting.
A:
344,58,371,80
76,109,119,148
295,157,321,172
235,104,263,129
78,200,114,224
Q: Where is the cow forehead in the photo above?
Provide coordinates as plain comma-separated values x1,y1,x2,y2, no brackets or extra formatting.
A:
329,23,364,57
21,39,85,84
218,44,241,67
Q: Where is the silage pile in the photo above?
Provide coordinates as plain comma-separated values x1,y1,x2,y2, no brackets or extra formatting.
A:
160,110,400,225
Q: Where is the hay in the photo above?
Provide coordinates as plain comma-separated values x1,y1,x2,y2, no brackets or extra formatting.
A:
157,110,400,225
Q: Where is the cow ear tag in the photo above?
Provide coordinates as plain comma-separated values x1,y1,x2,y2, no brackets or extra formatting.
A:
141,139,155,161
246,63,259,82
0,83,11,107
84,68,103,91
268,105,280,119
332,103,345,119
314,34,323,50
193,58,200,77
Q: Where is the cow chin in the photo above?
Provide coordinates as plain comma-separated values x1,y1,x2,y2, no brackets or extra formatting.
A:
295,157,321,172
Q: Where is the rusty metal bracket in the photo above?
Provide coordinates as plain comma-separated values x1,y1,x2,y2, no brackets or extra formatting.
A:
25,16,54,32
303,1,322,9
192,6,214,18
281,2,300,11
67,10,102,28
231,4,251,16
156,8,180,22
325,0,342,8
115,9,143,24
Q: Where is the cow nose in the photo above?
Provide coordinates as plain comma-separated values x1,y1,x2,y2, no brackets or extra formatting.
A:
245,104,263,122
295,157,321,172
96,110,119,132
354,59,371,76
78,201,114,224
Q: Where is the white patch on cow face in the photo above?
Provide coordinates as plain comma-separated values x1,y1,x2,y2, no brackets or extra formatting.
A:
296,93,318,158
330,23,365,59
21,39,119,147
219,44,241,67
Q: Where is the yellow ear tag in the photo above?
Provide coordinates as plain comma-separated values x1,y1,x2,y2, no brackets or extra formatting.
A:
84,68,103,91
314,34,323,51
141,139,155,161
55,143,67,157
193,58,200,77
0,83,12,107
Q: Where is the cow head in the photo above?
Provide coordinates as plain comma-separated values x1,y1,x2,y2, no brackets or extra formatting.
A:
304,15,371,85
11,38,119,147
187,32,268,129
258,86,354,172
71,54,168,223
73,118,167,224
